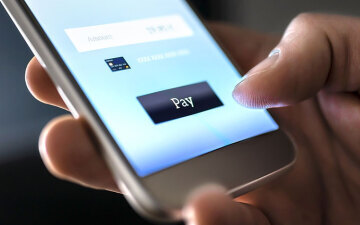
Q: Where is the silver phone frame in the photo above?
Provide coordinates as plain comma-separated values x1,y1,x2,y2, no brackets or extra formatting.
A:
1,0,296,222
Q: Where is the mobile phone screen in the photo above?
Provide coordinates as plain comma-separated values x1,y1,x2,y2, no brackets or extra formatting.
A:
24,0,279,177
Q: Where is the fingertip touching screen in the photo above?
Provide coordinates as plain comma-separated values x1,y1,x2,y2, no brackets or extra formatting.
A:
24,0,279,177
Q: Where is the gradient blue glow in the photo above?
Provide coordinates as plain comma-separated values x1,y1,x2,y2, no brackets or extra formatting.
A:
25,0,279,177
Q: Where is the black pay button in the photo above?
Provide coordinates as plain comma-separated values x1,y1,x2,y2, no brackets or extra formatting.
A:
137,82,224,124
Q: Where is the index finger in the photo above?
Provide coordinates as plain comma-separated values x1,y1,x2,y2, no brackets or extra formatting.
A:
233,13,360,108
25,57,68,110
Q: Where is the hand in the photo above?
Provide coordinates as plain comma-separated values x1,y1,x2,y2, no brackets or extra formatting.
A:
25,13,360,224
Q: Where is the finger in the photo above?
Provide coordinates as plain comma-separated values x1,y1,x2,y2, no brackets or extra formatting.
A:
39,115,119,192
184,188,270,225
209,22,279,73
233,13,360,108
25,57,67,109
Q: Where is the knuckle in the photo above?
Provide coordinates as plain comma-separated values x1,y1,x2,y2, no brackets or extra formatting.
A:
291,13,319,28
282,13,325,42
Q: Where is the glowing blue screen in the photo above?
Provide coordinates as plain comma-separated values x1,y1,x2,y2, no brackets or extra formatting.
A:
25,0,279,177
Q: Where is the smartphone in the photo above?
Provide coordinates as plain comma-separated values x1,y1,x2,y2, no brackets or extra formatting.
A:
1,0,295,221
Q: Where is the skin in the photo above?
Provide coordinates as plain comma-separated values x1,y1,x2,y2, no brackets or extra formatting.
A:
25,13,360,224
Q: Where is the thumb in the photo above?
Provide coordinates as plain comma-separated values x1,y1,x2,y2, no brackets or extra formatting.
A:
183,187,270,225
233,13,360,108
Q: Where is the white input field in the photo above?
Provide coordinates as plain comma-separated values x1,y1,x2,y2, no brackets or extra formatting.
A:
65,15,194,53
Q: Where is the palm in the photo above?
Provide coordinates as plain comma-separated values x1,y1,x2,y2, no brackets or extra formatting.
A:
213,24,360,224
239,99,359,224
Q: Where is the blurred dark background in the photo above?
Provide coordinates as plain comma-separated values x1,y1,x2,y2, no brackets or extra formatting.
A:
1,0,360,224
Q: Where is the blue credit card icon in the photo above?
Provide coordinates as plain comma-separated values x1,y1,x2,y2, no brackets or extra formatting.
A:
105,57,131,72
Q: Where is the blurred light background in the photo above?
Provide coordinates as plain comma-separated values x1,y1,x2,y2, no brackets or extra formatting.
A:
1,0,360,224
